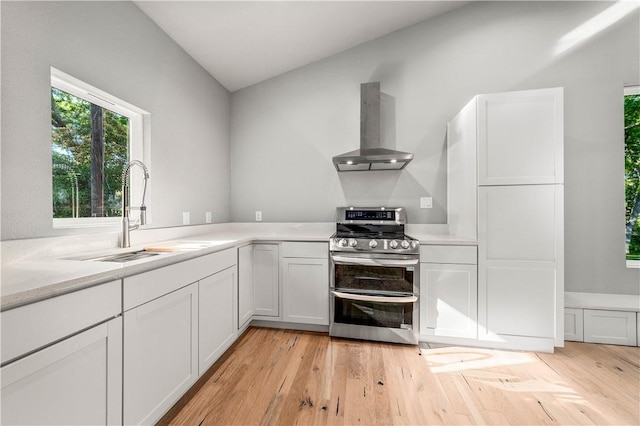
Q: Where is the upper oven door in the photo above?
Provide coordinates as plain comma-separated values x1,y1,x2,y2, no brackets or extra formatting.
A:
330,252,419,295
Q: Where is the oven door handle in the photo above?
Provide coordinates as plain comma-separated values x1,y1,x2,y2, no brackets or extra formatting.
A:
331,255,419,268
331,291,418,304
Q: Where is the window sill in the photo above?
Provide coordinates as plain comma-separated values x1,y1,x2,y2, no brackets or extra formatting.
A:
626,259,640,269
53,217,121,229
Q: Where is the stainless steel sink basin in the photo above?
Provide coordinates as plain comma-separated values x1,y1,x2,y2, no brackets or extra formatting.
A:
90,250,160,263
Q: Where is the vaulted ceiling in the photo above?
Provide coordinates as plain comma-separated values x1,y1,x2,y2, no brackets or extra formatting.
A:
135,1,469,92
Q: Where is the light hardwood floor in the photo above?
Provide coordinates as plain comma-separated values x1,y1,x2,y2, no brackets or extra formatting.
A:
159,327,640,425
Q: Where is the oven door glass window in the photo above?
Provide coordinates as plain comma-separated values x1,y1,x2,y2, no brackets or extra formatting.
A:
334,264,413,293
333,294,414,330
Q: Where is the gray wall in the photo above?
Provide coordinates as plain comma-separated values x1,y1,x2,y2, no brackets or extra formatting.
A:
230,1,640,295
2,1,638,295
1,1,231,240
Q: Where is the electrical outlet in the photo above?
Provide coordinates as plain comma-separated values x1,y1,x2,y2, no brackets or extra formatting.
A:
206,211,212,223
255,211,262,222
420,197,433,209
182,211,190,225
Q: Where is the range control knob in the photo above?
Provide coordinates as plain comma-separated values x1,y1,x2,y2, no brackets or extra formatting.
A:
389,240,399,249
401,240,410,249
348,238,358,248
369,239,378,249
338,238,347,247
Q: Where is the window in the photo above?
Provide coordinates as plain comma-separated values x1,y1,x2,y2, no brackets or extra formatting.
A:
51,68,150,228
625,85,640,266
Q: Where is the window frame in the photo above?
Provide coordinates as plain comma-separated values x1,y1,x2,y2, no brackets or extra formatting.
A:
625,84,640,268
50,67,151,229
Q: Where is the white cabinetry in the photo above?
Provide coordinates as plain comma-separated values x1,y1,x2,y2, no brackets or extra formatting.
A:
1,281,122,426
123,248,236,425
1,317,122,426
565,293,640,346
124,284,198,426
238,244,254,327
199,266,237,375
420,245,478,340
477,88,563,186
564,308,584,342
478,184,563,344
253,244,280,318
447,87,564,352
281,242,329,325
583,309,637,346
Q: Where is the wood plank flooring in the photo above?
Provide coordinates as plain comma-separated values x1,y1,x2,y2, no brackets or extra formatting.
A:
158,327,640,425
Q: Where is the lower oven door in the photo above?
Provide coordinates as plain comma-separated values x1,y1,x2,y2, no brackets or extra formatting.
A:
330,290,419,345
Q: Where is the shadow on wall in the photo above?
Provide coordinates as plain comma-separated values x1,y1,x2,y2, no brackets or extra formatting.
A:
334,70,448,224
336,136,447,225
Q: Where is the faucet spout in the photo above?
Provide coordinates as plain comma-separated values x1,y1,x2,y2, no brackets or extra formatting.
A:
121,160,150,248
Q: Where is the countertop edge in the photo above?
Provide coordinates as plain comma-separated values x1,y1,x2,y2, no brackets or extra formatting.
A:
2,231,477,311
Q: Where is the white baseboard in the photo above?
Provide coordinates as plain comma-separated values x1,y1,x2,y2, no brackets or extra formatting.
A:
565,292,640,312
564,292,639,346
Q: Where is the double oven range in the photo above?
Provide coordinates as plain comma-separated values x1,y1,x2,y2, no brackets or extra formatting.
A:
329,207,420,345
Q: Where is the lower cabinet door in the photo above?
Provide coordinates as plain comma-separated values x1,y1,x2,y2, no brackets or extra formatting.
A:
478,185,563,346
199,266,237,375
478,263,557,340
253,244,280,318
124,284,198,425
237,245,254,328
282,257,329,325
1,317,122,426
421,263,478,339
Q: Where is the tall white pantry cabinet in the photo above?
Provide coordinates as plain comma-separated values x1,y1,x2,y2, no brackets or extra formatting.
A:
447,87,564,352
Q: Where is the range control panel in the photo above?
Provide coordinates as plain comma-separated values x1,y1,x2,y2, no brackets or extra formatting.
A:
337,207,406,225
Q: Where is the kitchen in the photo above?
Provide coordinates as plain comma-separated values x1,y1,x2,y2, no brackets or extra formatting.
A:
1,1,639,425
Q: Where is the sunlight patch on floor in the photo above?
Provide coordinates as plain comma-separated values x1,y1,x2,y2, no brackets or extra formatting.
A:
421,346,535,373
485,378,575,394
421,346,580,399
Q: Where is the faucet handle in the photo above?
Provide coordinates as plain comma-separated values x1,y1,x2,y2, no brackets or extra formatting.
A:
139,206,147,225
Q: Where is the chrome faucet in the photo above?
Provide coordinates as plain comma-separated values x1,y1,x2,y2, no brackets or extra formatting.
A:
121,160,149,248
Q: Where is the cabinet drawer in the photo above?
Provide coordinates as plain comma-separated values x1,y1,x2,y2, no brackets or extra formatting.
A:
1,317,122,425
420,245,477,264
584,309,637,346
124,248,236,311
281,242,328,259
1,280,121,365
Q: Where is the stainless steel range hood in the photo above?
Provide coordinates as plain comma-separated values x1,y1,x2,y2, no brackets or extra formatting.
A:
333,82,413,172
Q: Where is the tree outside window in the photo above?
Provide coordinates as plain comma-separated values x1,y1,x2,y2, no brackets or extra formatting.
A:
50,68,149,229
52,87,129,219
625,86,640,262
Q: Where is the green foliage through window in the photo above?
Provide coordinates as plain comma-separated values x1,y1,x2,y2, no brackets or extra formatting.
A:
625,88,640,261
51,87,129,218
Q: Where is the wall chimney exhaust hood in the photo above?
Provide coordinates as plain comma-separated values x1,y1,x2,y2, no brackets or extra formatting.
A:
333,82,413,172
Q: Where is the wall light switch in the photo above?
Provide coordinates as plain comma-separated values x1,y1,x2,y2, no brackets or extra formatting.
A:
255,211,262,222
206,211,212,223
182,211,190,225
420,197,433,209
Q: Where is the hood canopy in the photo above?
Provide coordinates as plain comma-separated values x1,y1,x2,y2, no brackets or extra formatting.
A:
333,82,413,172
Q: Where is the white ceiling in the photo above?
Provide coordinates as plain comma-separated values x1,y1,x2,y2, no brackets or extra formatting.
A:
134,1,469,92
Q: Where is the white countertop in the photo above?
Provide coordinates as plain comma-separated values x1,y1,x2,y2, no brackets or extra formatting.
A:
1,222,476,311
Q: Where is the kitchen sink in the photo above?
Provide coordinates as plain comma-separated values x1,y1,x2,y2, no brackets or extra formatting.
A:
89,250,160,263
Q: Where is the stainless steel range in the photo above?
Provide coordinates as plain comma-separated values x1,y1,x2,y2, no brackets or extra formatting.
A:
329,207,419,345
